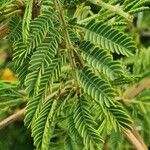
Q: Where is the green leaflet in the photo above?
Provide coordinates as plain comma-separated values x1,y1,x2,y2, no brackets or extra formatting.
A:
94,102,133,131
84,20,136,56
79,40,124,79
22,0,33,43
29,37,58,70
25,37,58,95
31,99,57,149
25,57,62,96
25,69,41,96
124,0,150,11
27,11,54,52
64,136,77,150
9,16,22,42
95,102,133,131
78,66,115,107
123,0,138,11
122,0,150,14
0,81,25,108
41,100,57,150
41,0,54,13
67,115,83,147
109,130,123,150
24,95,41,127
108,104,133,130
24,57,63,127
13,40,30,84
133,0,150,8
73,97,103,149
13,40,27,65
0,98,24,108
129,7,150,14
101,103,133,131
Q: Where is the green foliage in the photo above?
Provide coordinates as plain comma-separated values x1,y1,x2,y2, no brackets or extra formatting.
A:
84,20,136,56
22,0,33,43
9,16,22,42
79,41,124,79
27,12,54,50
64,136,77,150
123,0,150,14
0,81,25,108
78,67,115,107
0,0,150,149
73,97,103,149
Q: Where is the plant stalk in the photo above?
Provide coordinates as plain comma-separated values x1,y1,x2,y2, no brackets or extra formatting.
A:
53,0,81,84
89,0,133,22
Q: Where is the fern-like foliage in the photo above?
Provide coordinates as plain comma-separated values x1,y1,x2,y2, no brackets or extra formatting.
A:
25,57,63,127
12,40,29,84
25,37,59,95
0,0,149,149
9,16,22,42
64,136,77,150
22,0,33,43
78,67,115,107
84,20,136,56
123,0,150,14
32,99,57,149
27,12,54,52
107,103,133,130
79,41,124,79
67,115,84,148
13,40,27,66
0,81,25,108
73,97,103,149
29,37,58,70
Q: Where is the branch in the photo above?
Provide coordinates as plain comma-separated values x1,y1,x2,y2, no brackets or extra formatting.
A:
123,130,148,150
132,126,148,150
0,21,8,39
125,78,150,99
0,83,74,130
121,78,150,150
0,108,25,130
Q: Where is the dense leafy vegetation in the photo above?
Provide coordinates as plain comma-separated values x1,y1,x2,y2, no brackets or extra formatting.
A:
0,0,150,149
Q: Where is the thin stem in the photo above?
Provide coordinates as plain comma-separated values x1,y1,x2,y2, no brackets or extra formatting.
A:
77,14,99,24
89,0,133,22
45,84,74,101
67,24,83,30
116,96,150,105
53,0,79,82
